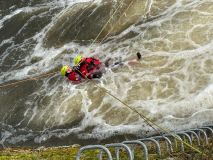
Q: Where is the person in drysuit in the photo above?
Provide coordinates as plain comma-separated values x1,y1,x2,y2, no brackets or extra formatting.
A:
60,52,142,83
73,55,104,79
60,55,104,82
60,65,82,82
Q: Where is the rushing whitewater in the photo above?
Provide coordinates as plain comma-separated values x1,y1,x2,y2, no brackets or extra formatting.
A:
0,0,213,147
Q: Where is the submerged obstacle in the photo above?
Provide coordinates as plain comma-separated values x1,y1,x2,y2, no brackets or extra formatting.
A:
76,125,213,160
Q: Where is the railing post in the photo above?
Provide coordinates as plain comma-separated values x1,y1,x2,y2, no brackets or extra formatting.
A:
176,132,192,145
200,127,213,137
105,143,133,160
76,145,113,160
123,140,148,160
192,129,208,145
163,134,183,152
184,131,200,145
138,138,161,156
152,135,173,153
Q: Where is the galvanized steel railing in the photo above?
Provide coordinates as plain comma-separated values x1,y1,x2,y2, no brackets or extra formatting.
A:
76,125,213,160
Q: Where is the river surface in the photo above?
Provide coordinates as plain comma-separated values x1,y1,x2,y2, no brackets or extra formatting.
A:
0,0,213,147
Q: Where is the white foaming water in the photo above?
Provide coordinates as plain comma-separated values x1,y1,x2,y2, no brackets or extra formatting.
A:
0,0,213,146
0,9,22,29
0,0,97,81
73,0,213,139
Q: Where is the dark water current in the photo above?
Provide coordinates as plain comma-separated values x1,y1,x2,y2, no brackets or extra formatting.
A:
0,0,213,148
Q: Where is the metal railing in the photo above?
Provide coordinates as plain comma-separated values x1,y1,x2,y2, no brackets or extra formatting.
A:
76,125,213,160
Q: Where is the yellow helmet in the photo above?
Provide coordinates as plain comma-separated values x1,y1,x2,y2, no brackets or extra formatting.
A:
73,55,83,65
60,65,69,76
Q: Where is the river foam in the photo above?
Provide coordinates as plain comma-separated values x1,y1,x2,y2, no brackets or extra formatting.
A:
0,0,212,147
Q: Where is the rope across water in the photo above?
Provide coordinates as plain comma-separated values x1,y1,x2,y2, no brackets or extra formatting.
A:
0,0,205,156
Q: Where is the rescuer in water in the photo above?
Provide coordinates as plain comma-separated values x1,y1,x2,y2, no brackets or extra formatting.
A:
60,55,104,82
60,52,142,83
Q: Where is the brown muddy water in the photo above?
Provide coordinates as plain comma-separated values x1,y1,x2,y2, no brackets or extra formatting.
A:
0,0,213,148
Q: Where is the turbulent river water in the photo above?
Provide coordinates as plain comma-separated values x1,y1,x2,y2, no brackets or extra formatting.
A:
0,0,213,147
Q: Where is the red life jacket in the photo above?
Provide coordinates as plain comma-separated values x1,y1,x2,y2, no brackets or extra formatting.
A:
67,71,81,82
79,57,102,79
